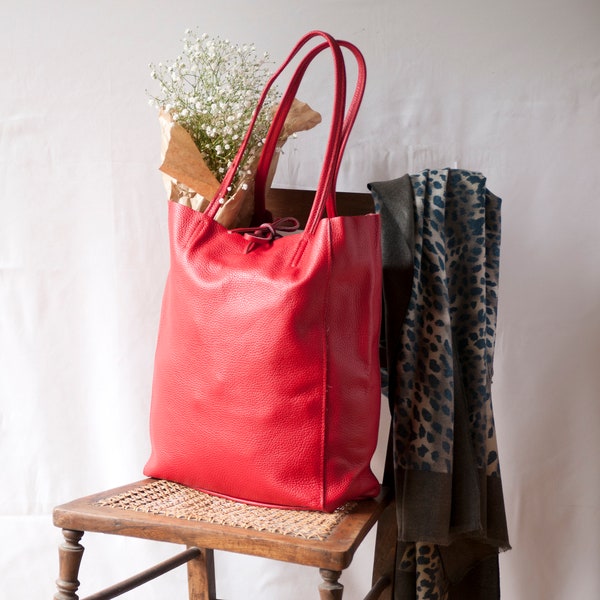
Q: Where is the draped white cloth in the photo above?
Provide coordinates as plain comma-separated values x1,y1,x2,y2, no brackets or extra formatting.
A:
1,1,599,599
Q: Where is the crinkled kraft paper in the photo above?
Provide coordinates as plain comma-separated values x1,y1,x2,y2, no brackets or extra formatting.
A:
158,99,321,228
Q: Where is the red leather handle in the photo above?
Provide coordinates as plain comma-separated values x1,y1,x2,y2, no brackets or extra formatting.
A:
253,40,366,224
205,31,354,231
252,41,334,223
325,42,367,214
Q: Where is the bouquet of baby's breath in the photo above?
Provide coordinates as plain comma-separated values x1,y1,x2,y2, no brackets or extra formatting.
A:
149,30,321,228
149,31,277,189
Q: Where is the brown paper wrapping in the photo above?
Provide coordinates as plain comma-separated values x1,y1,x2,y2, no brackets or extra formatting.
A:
158,99,321,228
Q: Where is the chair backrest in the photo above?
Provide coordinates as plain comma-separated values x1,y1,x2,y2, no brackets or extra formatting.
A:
266,188,375,227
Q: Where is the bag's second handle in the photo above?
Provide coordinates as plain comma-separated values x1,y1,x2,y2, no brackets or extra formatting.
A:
253,40,366,227
204,31,364,244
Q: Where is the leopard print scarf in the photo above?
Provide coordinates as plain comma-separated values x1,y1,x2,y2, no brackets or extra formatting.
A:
370,170,510,600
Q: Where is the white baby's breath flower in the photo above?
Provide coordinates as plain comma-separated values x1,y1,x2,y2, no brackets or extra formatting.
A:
148,29,277,189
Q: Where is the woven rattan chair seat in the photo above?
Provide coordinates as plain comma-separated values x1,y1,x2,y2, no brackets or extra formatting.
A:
95,478,354,541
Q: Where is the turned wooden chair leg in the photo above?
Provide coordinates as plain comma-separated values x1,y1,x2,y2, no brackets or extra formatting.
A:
371,500,397,600
187,547,216,600
54,529,84,600
319,569,344,600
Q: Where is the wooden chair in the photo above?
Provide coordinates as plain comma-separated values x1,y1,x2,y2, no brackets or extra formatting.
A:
52,190,397,600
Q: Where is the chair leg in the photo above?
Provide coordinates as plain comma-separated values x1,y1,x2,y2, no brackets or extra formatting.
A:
187,547,216,600
319,569,344,600
371,500,397,600
54,529,84,600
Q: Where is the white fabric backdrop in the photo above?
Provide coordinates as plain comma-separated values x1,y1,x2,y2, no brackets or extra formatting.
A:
1,0,599,598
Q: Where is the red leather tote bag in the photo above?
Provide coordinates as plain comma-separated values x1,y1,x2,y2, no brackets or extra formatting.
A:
144,31,382,512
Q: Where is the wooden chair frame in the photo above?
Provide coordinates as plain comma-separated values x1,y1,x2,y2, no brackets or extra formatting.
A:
53,480,396,600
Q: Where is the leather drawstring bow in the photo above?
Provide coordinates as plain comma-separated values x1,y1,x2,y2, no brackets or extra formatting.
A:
230,217,300,253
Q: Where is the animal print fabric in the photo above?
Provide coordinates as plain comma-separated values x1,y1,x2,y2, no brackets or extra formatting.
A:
400,169,502,477
370,169,509,600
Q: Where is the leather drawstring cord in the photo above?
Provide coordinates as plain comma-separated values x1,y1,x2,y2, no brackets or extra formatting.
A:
229,217,300,253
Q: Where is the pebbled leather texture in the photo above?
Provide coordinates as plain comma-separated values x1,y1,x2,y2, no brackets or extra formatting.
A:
144,203,382,511
144,32,382,512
